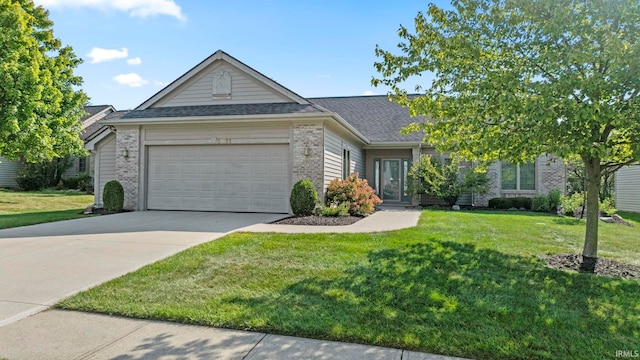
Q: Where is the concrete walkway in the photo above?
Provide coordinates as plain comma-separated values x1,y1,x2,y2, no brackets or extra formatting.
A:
0,211,286,327
241,206,421,233
0,310,469,360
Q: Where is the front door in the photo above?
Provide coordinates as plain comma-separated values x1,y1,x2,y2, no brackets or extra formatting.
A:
382,159,401,201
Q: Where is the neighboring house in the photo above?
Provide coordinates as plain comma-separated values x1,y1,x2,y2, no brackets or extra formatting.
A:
94,50,565,212
615,165,640,212
0,105,118,188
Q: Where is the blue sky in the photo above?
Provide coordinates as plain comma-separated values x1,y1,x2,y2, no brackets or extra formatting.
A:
34,0,444,110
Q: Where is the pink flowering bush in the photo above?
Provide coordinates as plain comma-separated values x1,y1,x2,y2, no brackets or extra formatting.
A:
325,173,382,215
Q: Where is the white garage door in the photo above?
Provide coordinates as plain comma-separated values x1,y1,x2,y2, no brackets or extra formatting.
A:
147,144,289,213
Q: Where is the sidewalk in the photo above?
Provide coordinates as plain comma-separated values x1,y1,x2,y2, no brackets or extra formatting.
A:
241,206,421,233
0,310,470,360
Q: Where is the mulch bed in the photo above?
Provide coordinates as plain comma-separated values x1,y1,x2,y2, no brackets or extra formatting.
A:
543,253,640,280
271,215,364,226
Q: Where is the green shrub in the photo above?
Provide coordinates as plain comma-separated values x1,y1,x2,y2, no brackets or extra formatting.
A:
561,192,585,215
61,173,92,191
599,196,616,216
290,179,318,216
512,197,532,210
547,188,562,211
531,195,550,212
15,172,46,191
103,180,124,212
326,173,381,215
320,202,351,217
408,155,489,206
488,197,512,209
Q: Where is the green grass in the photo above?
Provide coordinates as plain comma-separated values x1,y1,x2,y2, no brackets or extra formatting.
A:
0,188,94,229
57,210,640,360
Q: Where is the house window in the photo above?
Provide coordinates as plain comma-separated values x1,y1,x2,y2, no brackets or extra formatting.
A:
373,158,380,194
501,161,535,190
78,157,87,173
342,149,351,179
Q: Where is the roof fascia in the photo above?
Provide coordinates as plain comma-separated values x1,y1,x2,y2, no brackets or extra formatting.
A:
101,112,332,126
84,127,113,150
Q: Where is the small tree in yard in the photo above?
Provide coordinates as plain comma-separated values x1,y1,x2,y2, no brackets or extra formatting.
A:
373,0,640,272
408,155,489,207
290,179,318,216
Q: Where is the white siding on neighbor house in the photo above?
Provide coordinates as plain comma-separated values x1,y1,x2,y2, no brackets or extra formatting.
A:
156,62,291,107
616,165,640,212
323,127,365,191
0,156,22,188
95,135,116,206
144,123,290,143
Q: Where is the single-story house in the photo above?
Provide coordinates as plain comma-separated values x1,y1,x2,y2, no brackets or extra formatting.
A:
93,50,566,212
0,105,119,188
615,165,640,212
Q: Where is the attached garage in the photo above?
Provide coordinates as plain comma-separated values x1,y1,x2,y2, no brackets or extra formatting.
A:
146,144,289,212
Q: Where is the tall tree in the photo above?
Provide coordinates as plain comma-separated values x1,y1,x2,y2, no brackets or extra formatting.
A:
0,0,87,163
373,0,640,272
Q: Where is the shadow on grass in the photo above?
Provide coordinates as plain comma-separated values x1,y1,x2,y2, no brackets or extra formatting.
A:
0,209,86,229
224,239,640,360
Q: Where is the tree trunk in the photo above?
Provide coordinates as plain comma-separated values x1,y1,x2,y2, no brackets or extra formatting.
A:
580,157,601,273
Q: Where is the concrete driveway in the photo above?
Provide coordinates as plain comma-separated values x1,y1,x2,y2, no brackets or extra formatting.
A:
0,211,285,327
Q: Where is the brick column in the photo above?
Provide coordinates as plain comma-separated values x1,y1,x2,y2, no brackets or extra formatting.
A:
292,123,324,197
115,126,140,210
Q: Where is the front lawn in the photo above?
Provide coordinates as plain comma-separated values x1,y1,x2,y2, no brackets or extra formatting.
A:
0,189,94,229
57,210,640,360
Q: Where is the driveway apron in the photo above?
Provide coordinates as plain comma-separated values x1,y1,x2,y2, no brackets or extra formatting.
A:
0,211,285,326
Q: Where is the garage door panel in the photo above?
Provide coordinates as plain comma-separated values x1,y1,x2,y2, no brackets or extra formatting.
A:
147,145,289,213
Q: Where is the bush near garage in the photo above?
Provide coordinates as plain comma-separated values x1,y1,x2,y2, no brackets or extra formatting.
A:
103,180,124,212
290,179,318,216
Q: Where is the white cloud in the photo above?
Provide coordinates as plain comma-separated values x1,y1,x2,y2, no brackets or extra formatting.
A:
87,47,128,64
34,0,186,21
114,73,148,87
362,90,377,96
153,80,168,86
127,57,142,65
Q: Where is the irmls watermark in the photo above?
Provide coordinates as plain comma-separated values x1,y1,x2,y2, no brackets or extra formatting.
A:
616,350,640,358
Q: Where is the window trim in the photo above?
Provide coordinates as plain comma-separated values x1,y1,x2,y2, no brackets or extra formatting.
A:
501,161,536,191
342,148,351,179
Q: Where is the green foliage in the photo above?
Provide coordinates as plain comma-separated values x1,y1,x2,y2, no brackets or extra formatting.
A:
0,0,87,162
561,192,586,216
320,202,351,217
561,192,616,217
408,154,489,206
15,157,73,191
373,0,640,263
599,196,616,216
488,197,532,210
488,197,514,210
512,197,532,210
326,173,381,215
531,195,551,213
566,160,616,201
61,172,92,192
290,179,318,216
547,188,562,211
102,180,124,212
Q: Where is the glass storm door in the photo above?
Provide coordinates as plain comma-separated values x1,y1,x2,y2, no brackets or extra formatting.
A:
382,160,401,201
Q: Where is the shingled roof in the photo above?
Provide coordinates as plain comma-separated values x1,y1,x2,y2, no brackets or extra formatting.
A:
122,103,326,119
309,95,427,143
82,110,128,141
81,105,113,122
